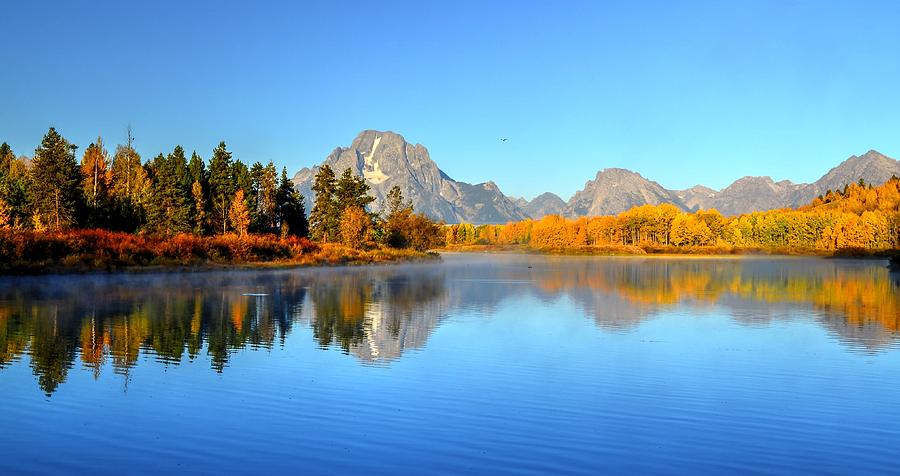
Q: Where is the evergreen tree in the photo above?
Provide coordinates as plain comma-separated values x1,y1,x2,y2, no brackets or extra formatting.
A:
187,150,207,186
0,142,13,178
335,168,375,210
147,146,191,234
309,165,338,242
277,167,308,237
262,162,279,231
30,127,84,230
250,161,278,233
208,142,235,234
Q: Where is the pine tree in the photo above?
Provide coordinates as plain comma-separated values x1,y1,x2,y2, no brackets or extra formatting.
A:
188,150,207,185
277,167,308,237
335,168,375,210
249,161,278,233
309,165,338,242
0,142,14,179
208,141,235,234
31,127,84,230
147,146,191,234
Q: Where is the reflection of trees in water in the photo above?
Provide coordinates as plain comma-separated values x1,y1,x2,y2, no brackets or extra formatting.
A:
0,267,448,395
1,258,898,394
0,272,307,395
436,256,900,346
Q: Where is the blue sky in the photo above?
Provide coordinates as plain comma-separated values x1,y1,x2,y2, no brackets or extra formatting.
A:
2,0,899,200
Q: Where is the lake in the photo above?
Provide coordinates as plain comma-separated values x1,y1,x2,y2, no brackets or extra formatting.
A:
2,253,900,474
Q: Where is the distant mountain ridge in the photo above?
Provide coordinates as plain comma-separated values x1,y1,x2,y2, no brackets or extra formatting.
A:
531,149,900,218
293,130,900,222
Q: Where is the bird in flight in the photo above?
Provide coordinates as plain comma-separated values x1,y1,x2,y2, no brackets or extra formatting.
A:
500,138,508,142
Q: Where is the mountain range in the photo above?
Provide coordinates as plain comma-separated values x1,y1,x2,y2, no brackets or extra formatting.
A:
294,131,900,223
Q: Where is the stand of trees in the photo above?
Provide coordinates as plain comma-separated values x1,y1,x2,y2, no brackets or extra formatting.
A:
0,127,444,258
0,128,307,237
308,165,444,251
444,178,900,253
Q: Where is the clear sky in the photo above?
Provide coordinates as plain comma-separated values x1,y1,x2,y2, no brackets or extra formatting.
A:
2,0,899,200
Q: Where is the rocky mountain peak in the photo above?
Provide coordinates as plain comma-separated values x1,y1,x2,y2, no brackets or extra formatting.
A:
292,130,527,224
524,192,567,219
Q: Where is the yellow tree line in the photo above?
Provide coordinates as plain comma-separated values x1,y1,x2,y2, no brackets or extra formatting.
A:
445,178,900,251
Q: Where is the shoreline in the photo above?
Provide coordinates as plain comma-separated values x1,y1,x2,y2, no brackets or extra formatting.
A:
0,229,441,276
437,244,898,260
0,251,441,276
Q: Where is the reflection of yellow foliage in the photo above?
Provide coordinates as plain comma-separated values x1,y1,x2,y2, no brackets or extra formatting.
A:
231,298,246,332
526,260,900,332
108,312,150,372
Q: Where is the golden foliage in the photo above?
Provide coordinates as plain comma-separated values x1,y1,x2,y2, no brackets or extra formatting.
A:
444,178,900,253
339,206,372,249
0,197,9,229
229,189,250,238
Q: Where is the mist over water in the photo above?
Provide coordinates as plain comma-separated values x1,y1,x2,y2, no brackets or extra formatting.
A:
2,254,899,474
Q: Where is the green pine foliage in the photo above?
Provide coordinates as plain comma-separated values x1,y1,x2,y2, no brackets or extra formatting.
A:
336,167,375,210
277,167,308,237
30,128,85,230
147,146,192,234
208,142,235,234
309,164,338,242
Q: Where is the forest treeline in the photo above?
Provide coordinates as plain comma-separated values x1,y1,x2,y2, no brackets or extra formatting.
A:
3,127,899,266
0,127,443,270
444,177,900,253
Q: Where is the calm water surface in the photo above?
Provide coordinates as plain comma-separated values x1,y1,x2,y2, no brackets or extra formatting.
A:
2,254,900,475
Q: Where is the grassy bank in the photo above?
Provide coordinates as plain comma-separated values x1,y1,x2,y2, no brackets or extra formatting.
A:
0,230,437,274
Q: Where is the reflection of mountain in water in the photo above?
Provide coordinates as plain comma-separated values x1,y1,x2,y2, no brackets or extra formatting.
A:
300,268,447,363
1,255,898,394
